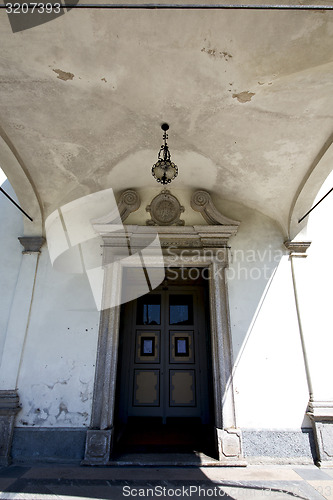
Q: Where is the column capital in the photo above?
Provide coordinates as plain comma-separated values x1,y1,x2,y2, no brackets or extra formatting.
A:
284,240,311,257
18,236,45,254
308,401,333,421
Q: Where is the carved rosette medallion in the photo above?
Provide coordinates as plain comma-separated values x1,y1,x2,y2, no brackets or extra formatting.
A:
146,190,185,226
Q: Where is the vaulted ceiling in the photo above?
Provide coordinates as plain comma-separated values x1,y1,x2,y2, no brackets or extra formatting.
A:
1,0,333,237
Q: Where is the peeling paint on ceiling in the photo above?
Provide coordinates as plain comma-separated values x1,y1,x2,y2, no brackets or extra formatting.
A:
0,7,332,235
232,91,255,103
53,69,75,81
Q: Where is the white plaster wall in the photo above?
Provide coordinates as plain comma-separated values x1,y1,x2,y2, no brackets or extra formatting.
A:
0,179,23,366
16,247,100,428
5,182,326,431
223,203,310,429
292,171,333,402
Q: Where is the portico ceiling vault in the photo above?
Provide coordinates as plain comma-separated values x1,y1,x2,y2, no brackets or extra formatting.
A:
0,0,333,238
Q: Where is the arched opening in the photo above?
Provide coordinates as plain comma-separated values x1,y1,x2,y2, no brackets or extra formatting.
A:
0,133,42,236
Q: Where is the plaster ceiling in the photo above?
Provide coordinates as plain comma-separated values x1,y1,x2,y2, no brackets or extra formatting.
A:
0,1,333,236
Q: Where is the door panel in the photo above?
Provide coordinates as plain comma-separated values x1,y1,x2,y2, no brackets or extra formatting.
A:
133,370,159,406
169,331,194,363
170,370,196,406
135,331,160,363
118,286,210,425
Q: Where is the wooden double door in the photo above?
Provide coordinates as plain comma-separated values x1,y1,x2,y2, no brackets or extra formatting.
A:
117,285,212,432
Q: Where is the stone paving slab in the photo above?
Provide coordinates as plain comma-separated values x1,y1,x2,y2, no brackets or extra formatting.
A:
0,481,15,492
308,480,333,500
0,464,333,500
222,485,305,500
323,470,333,479
202,466,302,482
0,480,311,500
0,469,30,479
21,465,303,481
294,468,333,481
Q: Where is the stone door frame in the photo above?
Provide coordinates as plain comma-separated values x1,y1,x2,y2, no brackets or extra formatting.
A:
83,225,245,465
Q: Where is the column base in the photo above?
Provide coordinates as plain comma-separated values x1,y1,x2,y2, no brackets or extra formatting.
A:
0,391,20,466
82,429,113,465
308,401,333,467
215,427,247,466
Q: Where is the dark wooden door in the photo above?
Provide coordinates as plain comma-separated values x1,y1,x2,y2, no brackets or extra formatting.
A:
117,285,211,426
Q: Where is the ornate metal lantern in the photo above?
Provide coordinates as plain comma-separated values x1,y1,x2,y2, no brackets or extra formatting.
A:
152,123,178,185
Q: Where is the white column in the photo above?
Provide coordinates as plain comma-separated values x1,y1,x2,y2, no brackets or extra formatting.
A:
0,236,44,465
0,237,44,389
285,240,333,467
284,241,313,400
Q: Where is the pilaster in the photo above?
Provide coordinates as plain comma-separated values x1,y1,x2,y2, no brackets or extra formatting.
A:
0,236,44,465
284,240,313,399
284,240,333,466
0,236,44,388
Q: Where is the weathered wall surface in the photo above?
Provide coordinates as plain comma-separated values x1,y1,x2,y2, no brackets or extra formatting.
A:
14,249,100,428
1,180,329,440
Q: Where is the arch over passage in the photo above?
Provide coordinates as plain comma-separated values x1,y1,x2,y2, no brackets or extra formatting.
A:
289,134,333,240
0,130,43,236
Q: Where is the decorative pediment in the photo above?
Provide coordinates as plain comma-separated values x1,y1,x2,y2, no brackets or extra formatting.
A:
92,188,240,230
191,191,240,226
91,193,239,260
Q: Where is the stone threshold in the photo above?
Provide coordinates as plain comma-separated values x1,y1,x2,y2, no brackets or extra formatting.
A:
105,453,247,467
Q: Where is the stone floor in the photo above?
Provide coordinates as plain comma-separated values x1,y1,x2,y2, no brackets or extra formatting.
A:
1,463,333,499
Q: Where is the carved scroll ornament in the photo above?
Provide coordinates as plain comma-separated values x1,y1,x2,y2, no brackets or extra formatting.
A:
191,191,240,226
92,189,141,225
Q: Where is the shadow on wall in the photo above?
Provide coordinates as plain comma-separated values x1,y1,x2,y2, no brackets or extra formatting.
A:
226,169,333,436
224,202,311,431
